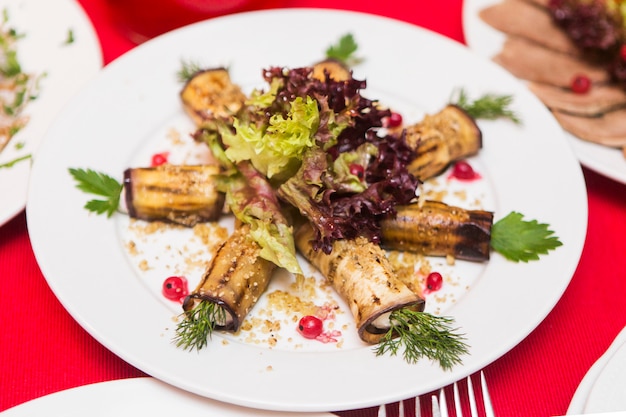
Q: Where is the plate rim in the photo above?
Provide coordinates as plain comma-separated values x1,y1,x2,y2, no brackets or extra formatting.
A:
26,7,588,412
0,0,103,227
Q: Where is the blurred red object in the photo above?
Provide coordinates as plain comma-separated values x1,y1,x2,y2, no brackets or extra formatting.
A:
106,0,256,43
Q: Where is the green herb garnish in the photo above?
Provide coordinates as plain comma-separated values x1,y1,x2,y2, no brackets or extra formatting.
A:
64,29,74,45
451,88,521,124
491,211,562,262
375,309,469,370
325,33,361,66
68,168,122,217
0,153,30,169
177,60,202,83
174,300,227,351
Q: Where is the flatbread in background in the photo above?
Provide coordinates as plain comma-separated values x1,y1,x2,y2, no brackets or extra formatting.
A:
480,0,579,54
529,82,626,117
552,108,626,147
493,36,610,87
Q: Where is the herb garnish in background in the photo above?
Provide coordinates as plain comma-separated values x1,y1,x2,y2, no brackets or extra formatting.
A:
451,88,521,124
325,33,362,66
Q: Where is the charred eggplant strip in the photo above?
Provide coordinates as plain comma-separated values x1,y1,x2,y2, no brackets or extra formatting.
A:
311,58,352,81
180,67,247,126
176,224,277,350
123,164,225,227
404,105,482,181
295,223,425,344
380,200,494,262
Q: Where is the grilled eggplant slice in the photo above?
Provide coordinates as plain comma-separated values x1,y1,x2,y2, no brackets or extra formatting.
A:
182,224,277,332
123,164,225,227
295,223,425,344
311,58,351,81
180,67,247,126
405,105,482,181
380,200,493,262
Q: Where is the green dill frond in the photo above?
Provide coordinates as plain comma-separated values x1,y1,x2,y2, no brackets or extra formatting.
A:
173,300,227,351
374,308,469,370
451,88,521,124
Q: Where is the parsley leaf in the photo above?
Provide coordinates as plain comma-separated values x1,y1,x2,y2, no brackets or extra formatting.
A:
325,33,361,66
490,211,562,262
68,168,122,217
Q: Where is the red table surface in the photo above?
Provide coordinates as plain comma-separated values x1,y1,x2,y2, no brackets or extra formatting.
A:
2,1,626,416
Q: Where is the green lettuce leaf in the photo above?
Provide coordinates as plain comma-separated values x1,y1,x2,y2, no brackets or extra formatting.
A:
222,96,320,181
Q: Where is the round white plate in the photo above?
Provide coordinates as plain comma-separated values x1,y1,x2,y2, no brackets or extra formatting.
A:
26,8,587,412
0,0,102,227
567,327,626,414
462,0,626,185
0,377,334,417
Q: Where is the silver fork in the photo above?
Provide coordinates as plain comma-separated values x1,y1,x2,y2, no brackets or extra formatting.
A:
377,371,494,417
434,371,495,417
378,395,431,417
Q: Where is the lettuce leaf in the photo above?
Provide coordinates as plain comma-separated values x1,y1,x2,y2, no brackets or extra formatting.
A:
222,96,319,181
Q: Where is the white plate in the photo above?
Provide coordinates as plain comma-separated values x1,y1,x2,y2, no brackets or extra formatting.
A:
567,327,626,414
0,377,334,417
26,9,587,412
0,0,102,227
462,0,626,185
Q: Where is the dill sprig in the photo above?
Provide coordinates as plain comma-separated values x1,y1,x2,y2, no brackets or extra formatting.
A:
374,308,469,370
177,60,203,83
173,300,227,351
451,88,521,124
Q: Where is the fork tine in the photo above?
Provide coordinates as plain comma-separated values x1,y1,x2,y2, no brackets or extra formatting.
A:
439,387,450,417
415,396,421,417
431,395,442,417
452,381,463,416
377,404,386,417
467,375,479,416
480,371,495,417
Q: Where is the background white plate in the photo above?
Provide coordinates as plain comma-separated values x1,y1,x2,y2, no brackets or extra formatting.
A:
567,327,626,414
462,0,626,185
0,0,102,227
26,9,587,412
0,377,334,417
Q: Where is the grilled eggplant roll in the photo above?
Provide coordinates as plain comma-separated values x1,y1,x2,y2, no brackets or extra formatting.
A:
295,223,425,344
311,58,351,81
180,67,247,126
405,105,482,181
181,224,277,333
380,200,494,262
123,164,225,227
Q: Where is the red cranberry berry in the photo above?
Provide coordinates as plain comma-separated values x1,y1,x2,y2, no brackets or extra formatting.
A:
451,160,478,180
349,163,365,180
297,315,324,339
426,272,443,292
384,112,403,128
151,152,169,166
162,276,188,303
570,75,591,94
620,45,626,61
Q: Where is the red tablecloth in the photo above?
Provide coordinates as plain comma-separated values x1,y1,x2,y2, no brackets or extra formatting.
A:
2,1,626,416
